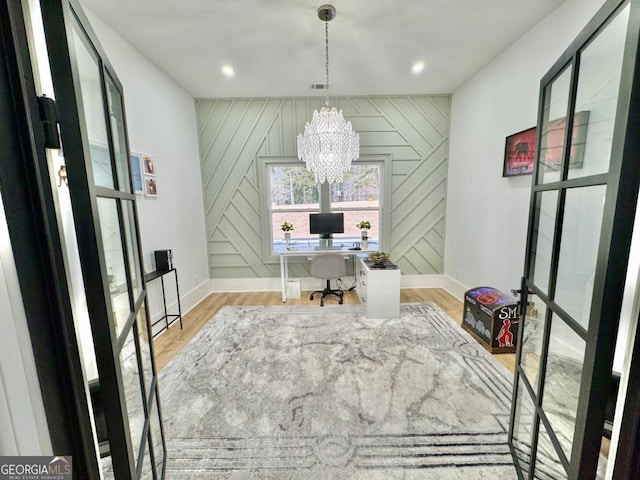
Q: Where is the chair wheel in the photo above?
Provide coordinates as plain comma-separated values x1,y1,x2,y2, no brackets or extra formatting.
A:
310,294,314,300
339,298,343,304
320,300,324,307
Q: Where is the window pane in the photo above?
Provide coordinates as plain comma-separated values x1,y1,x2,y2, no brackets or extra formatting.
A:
521,305,547,391
72,26,114,189
120,326,145,451
535,420,567,479
270,165,319,245
105,74,132,192
554,185,606,329
539,67,572,185
331,165,381,240
149,397,165,479
541,314,585,461
136,306,153,399
530,191,557,295
123,201,143,299
511,376,536,475
97,198,131,334
270,165,319,207
139,437,152,479
568,5,629,180
330,164,380,205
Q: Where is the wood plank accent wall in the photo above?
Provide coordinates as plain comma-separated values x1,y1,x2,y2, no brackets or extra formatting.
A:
195,95,451,279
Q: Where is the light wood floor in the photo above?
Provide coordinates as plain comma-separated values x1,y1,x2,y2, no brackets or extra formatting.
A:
153,288,516,373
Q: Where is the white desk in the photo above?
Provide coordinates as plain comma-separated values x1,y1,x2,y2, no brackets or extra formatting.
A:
279,246,377,302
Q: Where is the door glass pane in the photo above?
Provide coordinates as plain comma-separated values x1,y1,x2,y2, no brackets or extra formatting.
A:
149,397,165,479
541,315,586,460
511,377,536,475
97,198,132,334
72,26,114,189
106,74,131,192
539,67,572,185
534,420,567,480
568,5,630,180
531,191,558,294
554,185,607,329
120,326,145,450
123,200,143,300
137,306,154,399
521,306,548,390
139,437,153,479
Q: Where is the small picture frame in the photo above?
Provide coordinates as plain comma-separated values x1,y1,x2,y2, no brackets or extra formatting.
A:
503,127,536,177
130,153,144,193
145,177,157,197
142,155,155,175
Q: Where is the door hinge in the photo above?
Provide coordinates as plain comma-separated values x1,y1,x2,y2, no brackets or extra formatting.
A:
37,95,60,149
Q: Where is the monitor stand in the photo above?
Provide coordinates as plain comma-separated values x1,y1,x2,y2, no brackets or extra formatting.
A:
315,236,341,250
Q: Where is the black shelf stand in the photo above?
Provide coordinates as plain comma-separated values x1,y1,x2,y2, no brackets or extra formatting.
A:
145,268,183,337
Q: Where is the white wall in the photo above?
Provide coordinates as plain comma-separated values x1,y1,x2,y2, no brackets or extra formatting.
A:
84,11,210,319
444,0,607,299
0,200,51,455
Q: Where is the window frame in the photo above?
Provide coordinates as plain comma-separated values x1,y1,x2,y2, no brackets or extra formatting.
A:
259,154,391,263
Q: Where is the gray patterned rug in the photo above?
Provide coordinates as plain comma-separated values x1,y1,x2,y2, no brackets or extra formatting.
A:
158,303,517,479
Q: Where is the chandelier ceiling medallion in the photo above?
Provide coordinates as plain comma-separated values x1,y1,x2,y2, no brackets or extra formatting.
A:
297,4,359,185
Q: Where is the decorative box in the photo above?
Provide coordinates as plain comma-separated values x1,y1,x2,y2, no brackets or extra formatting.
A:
461,286,519,354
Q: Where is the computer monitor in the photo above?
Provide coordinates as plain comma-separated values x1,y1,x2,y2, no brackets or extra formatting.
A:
309,213,344,239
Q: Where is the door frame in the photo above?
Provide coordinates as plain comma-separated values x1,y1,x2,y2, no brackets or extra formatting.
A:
509,0,640,477
39,0,167,477
0,0,98,474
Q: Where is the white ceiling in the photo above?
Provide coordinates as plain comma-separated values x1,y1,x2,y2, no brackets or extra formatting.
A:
80,0,566,99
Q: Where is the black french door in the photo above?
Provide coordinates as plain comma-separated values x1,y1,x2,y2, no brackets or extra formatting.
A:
39,0,166,477
509,0,640,478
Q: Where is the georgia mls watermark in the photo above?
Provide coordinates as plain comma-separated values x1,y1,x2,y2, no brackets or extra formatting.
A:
0,457,72,480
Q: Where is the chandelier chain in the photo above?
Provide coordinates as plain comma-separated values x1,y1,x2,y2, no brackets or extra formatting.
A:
325,18,330,106
297,4,359,185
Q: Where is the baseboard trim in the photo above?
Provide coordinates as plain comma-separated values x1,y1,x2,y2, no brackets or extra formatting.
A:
150,279,210,325
210,275,445,292
400,274,443,288
181,280,212,314
443,275,468,299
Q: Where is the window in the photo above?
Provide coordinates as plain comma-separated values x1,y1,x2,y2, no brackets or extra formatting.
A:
268,164,319,248
264,159,384,254
330,164,380,242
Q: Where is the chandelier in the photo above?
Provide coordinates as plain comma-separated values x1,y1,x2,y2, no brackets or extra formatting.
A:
297,4,359,185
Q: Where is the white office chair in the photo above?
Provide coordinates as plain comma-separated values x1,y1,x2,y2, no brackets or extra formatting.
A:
309,253,346,306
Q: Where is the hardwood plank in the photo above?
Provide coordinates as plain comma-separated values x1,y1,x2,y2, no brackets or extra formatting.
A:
154,288,515,374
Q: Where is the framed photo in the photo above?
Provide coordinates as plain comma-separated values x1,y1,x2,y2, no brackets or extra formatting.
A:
540,110,590,172
503,127,536,177
130,153,144,193
142,155,155,175
145,177,158,197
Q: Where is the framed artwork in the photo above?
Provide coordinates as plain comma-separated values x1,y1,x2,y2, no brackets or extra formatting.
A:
145,177,158,197
540,110,590,172
142,155,155,175
130,153,144,193
503,127,536,177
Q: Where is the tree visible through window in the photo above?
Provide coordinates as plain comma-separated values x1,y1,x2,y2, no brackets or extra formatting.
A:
268,163,382,251
270,165,319,245
331,164,380,240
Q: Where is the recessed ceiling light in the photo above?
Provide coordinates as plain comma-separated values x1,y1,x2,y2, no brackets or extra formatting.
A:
412,62,425,74
222,65,235,77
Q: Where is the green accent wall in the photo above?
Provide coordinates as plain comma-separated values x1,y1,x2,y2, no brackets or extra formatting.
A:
195,95,450,278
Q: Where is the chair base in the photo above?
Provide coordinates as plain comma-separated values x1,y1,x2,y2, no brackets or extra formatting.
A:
310,279,343,306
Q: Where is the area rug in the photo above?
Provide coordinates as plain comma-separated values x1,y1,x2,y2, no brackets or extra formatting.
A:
158,303,517,479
